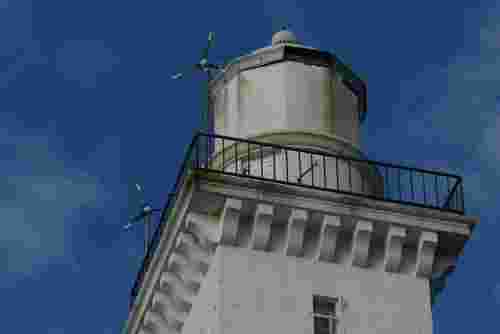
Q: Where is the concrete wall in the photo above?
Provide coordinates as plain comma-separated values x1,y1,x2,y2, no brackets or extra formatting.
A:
283,62,333,133
225,76,240,138
186,246,433,334
212,61,360,147
238,63,288,138
333,79,359,146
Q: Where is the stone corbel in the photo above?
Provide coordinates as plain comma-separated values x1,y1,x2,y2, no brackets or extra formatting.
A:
138,327,155,334
167,252,202,280
152,293,187,325
313,215,341,262
351,220,373,267
250,203,274,251
144,310,169,333
414,231,438,277
185,213,219,248
152,289,171,311
163,309,186,329
383,225,407,273
175,232,211,266
284,209,308,256
160,272,196,303
218,198,242,246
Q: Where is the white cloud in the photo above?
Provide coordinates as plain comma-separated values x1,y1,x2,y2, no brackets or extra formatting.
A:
0,124,113,277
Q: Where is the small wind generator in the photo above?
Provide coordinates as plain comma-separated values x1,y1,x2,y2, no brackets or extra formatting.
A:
171,32,229,136
124,183,160,254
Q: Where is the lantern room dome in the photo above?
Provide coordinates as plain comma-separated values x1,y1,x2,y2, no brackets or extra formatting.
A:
271,29,300,46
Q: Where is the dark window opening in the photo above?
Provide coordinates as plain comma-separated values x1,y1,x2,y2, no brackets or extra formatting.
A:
313,295,339,334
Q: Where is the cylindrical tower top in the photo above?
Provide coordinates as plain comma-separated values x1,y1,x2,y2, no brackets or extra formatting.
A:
209,30,367,158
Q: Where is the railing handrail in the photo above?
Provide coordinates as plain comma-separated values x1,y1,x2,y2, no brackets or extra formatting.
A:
197,131,462,179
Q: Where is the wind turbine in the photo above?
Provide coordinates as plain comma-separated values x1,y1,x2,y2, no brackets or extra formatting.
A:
170,32,230,137
124,183,161,254
171,32,226,81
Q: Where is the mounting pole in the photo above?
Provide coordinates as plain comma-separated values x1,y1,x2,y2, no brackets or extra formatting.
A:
144,213,150,255
206,68,214,158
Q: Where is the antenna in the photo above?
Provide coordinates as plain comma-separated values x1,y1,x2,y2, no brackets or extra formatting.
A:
124,183,161,255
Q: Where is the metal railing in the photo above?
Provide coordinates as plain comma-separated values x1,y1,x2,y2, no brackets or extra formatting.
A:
129,132,465,310
198,132,464,214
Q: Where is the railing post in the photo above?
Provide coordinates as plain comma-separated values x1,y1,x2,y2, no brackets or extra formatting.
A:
336,158,340,190
442,178,460,210
298,151,302,184
248,142,251,176
285,150,289,182
398,169,402,201
460,180,465,213
196,136,200,169
434,175,439,208
273,150,276,180
360,162,365,195
348,160,352,192
446,177,450,207
422,173,427,205
385,166,389,199
310,154,314,187
235,142,238,173
222,137,225,171
206,134,210,168
410,170,414,201
260,144,264,177
323,155,327,189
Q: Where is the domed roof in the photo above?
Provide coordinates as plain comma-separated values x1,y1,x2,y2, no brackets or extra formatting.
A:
272,28,300,46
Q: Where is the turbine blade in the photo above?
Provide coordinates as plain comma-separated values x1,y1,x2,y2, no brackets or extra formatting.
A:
130,212,145,223
200,47,209,63
200,32,215,63
207,32,215,47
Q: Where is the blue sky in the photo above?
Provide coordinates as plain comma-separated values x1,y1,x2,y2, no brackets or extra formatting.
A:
1,0,498,333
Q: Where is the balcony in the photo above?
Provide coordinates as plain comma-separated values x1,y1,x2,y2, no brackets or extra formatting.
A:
129,132,465,307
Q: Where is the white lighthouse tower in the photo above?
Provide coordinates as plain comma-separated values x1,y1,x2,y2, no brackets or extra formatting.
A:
123,29,478,334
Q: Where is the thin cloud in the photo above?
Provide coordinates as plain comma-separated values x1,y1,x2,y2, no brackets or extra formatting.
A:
55,40,120,88
0,0,48,88
493,282,500,305
0,123,113,278
0,40,49,88
480,107,500,165
392,4,500,211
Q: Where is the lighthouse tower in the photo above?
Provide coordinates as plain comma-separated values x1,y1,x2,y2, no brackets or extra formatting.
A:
123,30,478,334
